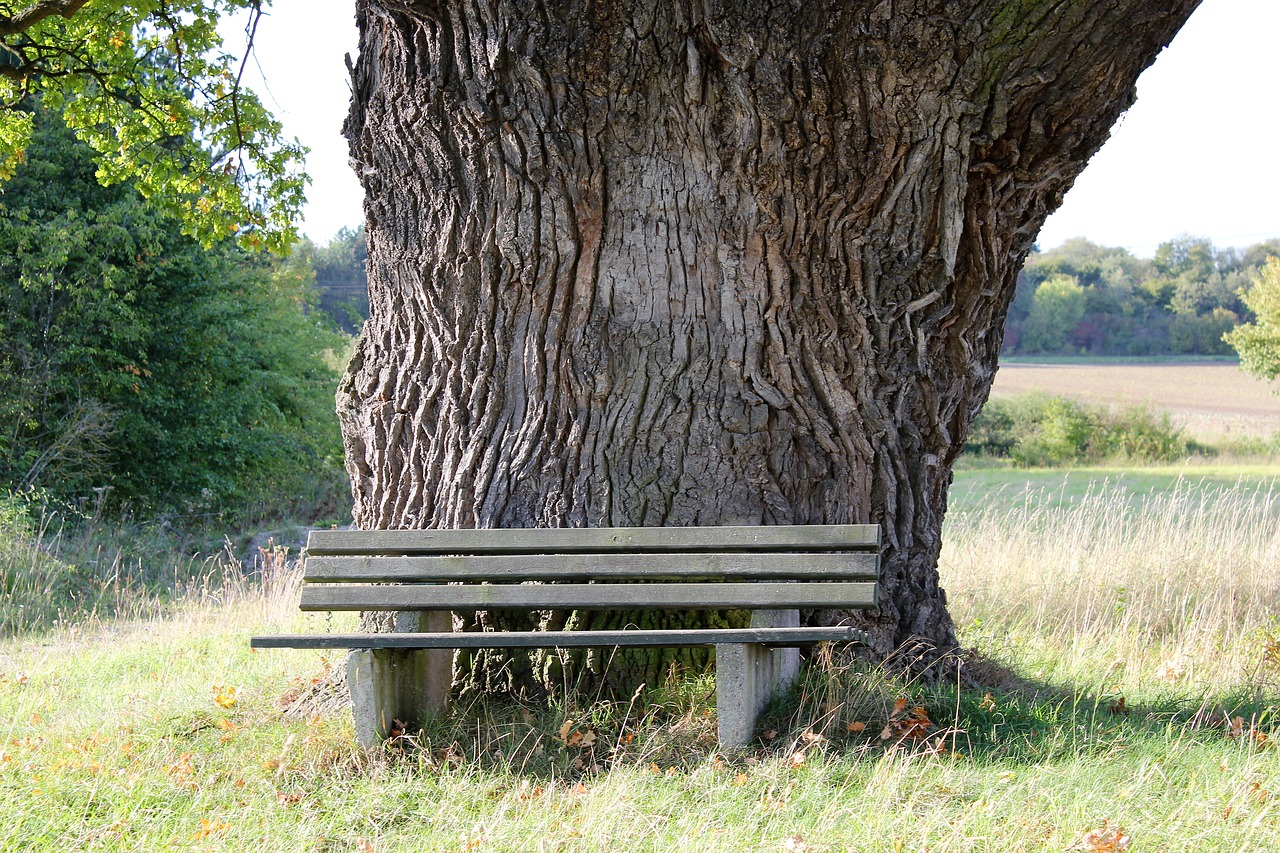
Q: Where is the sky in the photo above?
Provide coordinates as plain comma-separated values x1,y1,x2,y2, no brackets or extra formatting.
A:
230,0,1280,257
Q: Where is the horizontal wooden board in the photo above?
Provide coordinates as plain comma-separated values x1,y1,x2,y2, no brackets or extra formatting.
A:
299,581,877,611
305,552,878,582
306,524,880,556
251,625,867,649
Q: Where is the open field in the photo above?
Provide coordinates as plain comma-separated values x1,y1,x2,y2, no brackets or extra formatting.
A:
951,463,1280,514
990,360,1280,442
3,477,1280,851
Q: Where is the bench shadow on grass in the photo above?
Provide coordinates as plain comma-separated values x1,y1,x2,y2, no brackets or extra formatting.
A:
279,644,1277,779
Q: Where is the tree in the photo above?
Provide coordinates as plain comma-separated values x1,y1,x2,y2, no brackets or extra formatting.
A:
1225,258,1280,382
0,106,346,517
0,0,305,251
335,0,1201,684
1021,274,1087,353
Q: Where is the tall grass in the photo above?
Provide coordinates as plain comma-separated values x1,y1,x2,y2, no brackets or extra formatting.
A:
942,479,1280,697
2,478,1279,850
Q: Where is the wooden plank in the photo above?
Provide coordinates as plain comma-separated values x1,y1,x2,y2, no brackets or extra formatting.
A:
251,625,867,649
306,524,880,556
299,581,877,611
305,552,879,582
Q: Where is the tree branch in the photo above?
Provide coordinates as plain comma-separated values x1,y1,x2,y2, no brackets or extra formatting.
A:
0,0,91,37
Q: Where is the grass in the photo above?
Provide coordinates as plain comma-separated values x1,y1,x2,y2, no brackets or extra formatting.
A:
951,463,1280,513
2,476,1280,851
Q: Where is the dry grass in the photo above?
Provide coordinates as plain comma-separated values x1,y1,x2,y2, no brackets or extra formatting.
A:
941,479,1280,697
991,361,1280,441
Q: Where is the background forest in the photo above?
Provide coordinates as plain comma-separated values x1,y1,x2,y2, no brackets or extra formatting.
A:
1009,234,1280,356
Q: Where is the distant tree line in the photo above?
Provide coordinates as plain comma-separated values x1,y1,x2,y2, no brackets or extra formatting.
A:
1005,236,1280,356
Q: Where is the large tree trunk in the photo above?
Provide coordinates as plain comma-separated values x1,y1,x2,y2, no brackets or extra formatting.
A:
339,0,1199,685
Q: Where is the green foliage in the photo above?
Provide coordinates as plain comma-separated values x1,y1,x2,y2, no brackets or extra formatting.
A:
1020,274,1086,353
0,1,305,252
1009,236,1279,356
1224,257,1280,381
0,108,346,519
965,394,1189,466
308,225,369,333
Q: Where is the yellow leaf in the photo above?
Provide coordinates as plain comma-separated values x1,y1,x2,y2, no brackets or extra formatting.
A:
212,685,238,709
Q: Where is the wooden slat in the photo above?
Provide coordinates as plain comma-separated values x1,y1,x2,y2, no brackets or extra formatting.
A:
299,581,877,611
305,552,878,582
251,626,867,649
306,524,880,556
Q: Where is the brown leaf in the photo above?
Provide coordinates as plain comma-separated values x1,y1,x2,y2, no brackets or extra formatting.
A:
979,693,997,712
781,834,813,852
846,721,866,733
1107,697,1129,716
1077,819,1131,852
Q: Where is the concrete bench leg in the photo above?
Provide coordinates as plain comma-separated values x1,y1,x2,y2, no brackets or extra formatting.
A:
346,610,452,749
716,609,802,747
715,642,772,747
751,607,801,693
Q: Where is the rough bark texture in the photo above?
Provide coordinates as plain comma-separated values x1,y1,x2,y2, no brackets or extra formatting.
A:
339,0,1201,687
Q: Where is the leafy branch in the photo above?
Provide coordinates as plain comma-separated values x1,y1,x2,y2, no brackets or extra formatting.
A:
0,0,307,252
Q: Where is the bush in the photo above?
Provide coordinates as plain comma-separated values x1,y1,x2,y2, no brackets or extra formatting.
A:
965,394,1189,466
0,107,350,523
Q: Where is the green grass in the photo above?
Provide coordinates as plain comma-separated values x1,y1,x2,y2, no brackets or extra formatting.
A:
997,355,1241,366
951,463,1280,514
3,474,1280,851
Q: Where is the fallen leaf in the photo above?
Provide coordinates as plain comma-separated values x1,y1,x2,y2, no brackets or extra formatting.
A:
1107,697,1129,716
732,773,750,786
356,840,375,853
788,749,806,768
1158,656,1187,681
781,834,813,852
846,721,866,733
979,693,997,712
1077,819,1131,852
212,685,238,709
558,719,575,742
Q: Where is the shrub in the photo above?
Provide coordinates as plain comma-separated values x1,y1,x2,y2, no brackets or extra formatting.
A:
964,394,1189,466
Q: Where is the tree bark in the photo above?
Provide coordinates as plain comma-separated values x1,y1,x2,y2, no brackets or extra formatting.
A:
339,0,1200,685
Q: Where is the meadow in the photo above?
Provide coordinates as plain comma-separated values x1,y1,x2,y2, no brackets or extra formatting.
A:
2,469,1278,852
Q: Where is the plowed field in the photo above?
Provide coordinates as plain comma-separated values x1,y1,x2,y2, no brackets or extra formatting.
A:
989,360,1280,440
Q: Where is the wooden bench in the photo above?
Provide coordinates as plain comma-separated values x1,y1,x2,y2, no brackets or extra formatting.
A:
251,524,880,748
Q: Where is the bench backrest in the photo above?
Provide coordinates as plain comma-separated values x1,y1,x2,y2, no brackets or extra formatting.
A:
301,524,880,613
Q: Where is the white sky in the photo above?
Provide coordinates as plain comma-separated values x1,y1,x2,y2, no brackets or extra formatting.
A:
232,0,1279,257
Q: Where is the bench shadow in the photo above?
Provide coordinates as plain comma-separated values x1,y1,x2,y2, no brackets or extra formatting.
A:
278,646,1270,778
